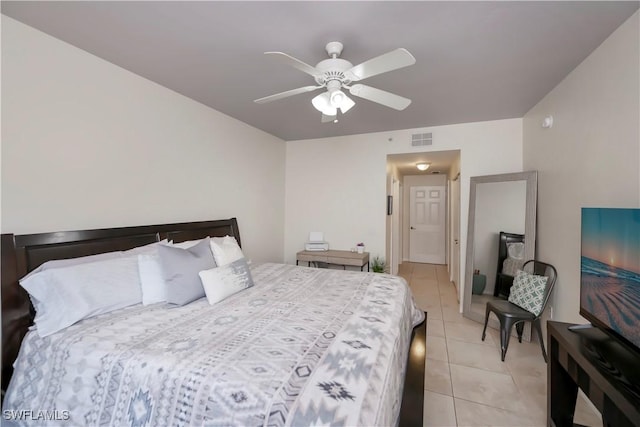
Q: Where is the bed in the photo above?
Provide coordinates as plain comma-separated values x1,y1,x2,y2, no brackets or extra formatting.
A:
1,218,426,426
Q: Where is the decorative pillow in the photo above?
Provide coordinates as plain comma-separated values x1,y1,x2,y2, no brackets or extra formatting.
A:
199,258,254,305
138,252,167,305
19,256,143,337
508,270,548,316
210,236,244,266
157,237,216,305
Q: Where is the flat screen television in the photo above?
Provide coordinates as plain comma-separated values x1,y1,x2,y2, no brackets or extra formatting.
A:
580,207,640,355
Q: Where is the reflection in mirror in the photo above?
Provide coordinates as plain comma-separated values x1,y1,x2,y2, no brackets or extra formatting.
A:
463,171,537,337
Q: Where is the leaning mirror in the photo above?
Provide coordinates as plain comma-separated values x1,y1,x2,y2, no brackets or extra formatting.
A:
463,171,538,333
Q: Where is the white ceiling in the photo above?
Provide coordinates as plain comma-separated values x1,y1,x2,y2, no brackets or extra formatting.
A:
2,1,638,142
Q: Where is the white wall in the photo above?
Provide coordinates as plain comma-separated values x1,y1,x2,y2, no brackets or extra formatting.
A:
1,17,286,263
285,118,524,307
523,12,640,323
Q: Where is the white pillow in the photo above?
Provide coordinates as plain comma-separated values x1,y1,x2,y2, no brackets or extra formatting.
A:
125,239,169,255
199,258,254,305
210,236,244,266
138,253,167,305
22,239,169,281
20,256,143,337
171,239,205,249
22,251,122,281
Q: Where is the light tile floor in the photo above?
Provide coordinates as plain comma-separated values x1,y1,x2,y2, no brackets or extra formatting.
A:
398,262,603,427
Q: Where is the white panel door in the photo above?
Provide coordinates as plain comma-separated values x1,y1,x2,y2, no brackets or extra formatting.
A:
409,185,446,264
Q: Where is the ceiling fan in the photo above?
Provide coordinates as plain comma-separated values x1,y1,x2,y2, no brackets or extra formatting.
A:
254,41,416,123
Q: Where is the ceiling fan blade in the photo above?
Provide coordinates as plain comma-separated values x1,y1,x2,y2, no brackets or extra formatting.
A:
254,85,321,104
348,84,411,110
346,48,416,82
321,114,337,123
265,51,320,77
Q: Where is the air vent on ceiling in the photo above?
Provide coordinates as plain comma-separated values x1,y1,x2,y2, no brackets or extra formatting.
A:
412,132,432,146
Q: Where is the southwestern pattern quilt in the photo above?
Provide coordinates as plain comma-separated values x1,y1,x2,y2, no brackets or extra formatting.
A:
3,263,424,426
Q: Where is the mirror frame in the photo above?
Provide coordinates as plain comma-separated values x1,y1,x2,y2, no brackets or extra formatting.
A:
462,171,538,323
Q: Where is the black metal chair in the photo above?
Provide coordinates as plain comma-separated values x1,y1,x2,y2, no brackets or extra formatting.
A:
481,260,557,362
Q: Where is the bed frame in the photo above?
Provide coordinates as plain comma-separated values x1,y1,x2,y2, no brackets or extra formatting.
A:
1,218,241,394
1,217,424,424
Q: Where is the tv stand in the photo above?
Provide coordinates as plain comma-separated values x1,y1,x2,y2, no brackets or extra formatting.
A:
548,321,640,427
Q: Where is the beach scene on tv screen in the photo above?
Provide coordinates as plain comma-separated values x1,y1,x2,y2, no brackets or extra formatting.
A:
581,208,640,349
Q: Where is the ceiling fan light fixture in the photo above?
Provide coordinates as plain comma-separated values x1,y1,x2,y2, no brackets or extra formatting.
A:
311,92,337,116
330,90,345,107
325,89,355,114
338,94,355,113
416,162,430,171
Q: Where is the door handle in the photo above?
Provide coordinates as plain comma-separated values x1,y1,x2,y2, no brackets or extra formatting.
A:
410,226,416,230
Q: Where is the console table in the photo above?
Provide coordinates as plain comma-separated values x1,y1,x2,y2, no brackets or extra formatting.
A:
296,250,369,271
547,321,640,427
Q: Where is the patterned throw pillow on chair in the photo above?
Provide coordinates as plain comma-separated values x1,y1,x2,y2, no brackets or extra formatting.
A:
508,270,548,316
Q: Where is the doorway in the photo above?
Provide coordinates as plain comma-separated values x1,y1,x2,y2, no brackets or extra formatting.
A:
409,185,446,263
386,150,461,275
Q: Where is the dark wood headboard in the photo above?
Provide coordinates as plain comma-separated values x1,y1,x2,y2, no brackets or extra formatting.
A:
1,218,241,396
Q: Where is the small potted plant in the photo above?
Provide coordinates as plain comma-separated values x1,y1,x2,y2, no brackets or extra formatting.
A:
356,242,365,254
371,256,385,273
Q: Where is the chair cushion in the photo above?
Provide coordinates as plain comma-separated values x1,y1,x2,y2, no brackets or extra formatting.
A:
508,270,548,316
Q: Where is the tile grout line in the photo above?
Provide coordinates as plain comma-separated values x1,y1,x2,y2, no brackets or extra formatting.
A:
407,262,598,427
438,272,459,427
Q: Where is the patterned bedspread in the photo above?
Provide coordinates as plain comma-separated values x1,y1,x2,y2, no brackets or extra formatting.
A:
3,263,424,426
